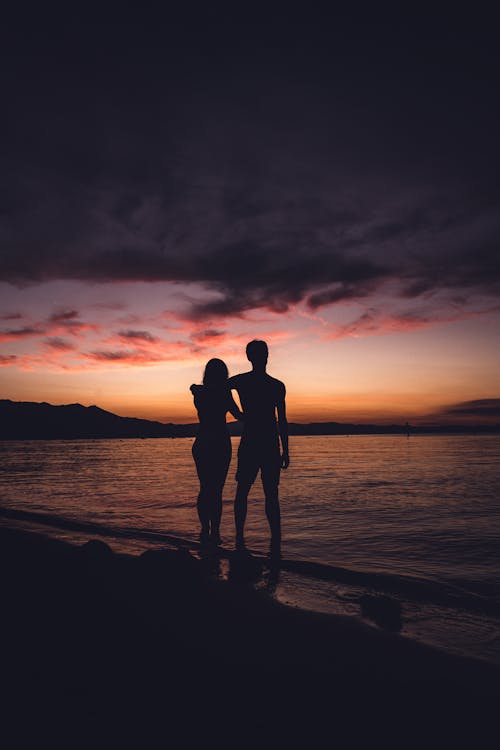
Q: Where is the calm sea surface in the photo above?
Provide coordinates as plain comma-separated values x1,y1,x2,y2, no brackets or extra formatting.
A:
1,435,499,663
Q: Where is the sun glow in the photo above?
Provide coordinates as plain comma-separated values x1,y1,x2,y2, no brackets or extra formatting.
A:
1,281,499,425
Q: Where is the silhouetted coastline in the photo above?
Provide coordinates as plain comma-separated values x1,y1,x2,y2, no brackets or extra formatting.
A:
2,399,499,440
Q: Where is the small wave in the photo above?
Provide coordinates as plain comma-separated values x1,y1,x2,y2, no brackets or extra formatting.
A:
1,505,499,619
0,506,197,550
276,558,500,618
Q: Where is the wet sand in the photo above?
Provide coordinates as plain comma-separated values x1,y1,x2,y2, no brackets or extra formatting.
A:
1,525,498,745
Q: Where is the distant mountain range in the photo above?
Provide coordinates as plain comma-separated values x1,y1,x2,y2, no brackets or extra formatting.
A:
0,400,498,440
0,400,190,440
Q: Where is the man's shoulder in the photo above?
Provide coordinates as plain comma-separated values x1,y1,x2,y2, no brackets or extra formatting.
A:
266,374,286,394
229,371,285,395
228,371,252,387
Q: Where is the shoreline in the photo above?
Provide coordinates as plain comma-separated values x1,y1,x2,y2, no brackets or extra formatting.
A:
3,507,500,668
4,506,499,616
2,525,499,741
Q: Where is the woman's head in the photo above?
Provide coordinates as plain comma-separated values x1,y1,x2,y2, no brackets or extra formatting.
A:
203,358,229,386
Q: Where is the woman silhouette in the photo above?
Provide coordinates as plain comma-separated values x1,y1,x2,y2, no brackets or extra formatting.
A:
190,359,243,544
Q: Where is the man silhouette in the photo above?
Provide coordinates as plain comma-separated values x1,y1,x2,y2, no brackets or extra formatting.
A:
228,340,289,547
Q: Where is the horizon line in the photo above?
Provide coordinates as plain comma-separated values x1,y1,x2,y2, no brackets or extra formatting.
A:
1,398,499,431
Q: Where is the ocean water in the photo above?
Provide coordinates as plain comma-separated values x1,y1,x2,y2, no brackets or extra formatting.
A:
1,434,499,664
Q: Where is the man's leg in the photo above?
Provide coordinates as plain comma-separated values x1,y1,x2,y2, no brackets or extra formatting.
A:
234,440,258,546
263,482,281,542
262,452,282,544
234,480,252,545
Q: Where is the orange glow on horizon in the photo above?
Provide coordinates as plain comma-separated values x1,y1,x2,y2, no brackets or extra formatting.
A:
1,282,499,426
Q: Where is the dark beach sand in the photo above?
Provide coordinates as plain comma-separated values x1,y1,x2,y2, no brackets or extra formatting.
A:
1,526,498,745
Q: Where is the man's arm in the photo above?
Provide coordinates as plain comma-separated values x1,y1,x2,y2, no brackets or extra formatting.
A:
276,384,289,469
227,391,244,421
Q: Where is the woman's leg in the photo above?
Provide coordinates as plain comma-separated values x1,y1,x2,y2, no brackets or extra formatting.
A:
210,483,224,541
197,490,211,537
209,439,232,542
192,441,210,537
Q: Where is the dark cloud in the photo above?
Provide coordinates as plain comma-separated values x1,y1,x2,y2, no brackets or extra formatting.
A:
47,311,96,335
184,243,389,319
118,330,160,343
326,308,437,339
2,174,498,321
1,11,499,319
44,337,76,351
49,310,80,322
87,351,138,362
0,312,22,320
0,312,99,343
438,399,500,419
307,281,382,310
0,326,46,341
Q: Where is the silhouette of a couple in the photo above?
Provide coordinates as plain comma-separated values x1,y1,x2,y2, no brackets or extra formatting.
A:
190,340,289,549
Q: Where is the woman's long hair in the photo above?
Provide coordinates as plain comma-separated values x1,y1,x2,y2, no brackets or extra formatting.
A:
202,358,229,386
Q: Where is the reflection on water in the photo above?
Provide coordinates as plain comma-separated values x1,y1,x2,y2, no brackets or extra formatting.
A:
1,435,499,586
1,435,500,661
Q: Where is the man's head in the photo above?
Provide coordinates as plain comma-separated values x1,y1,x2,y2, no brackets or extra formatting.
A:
246,340,268,371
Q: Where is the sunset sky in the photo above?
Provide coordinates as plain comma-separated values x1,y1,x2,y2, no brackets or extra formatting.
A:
1,9,499,424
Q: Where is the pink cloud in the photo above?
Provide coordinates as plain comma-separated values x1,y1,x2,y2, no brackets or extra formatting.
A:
45,309,100,337
0,354,18,366
330,310,433,339
0,297,296,373
0,308,101,343
84,341,192,366
12,358,84,373
0,326,46,342
188,327,293,355
323,303,500,341
190,329,227,346
49,320,100,337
